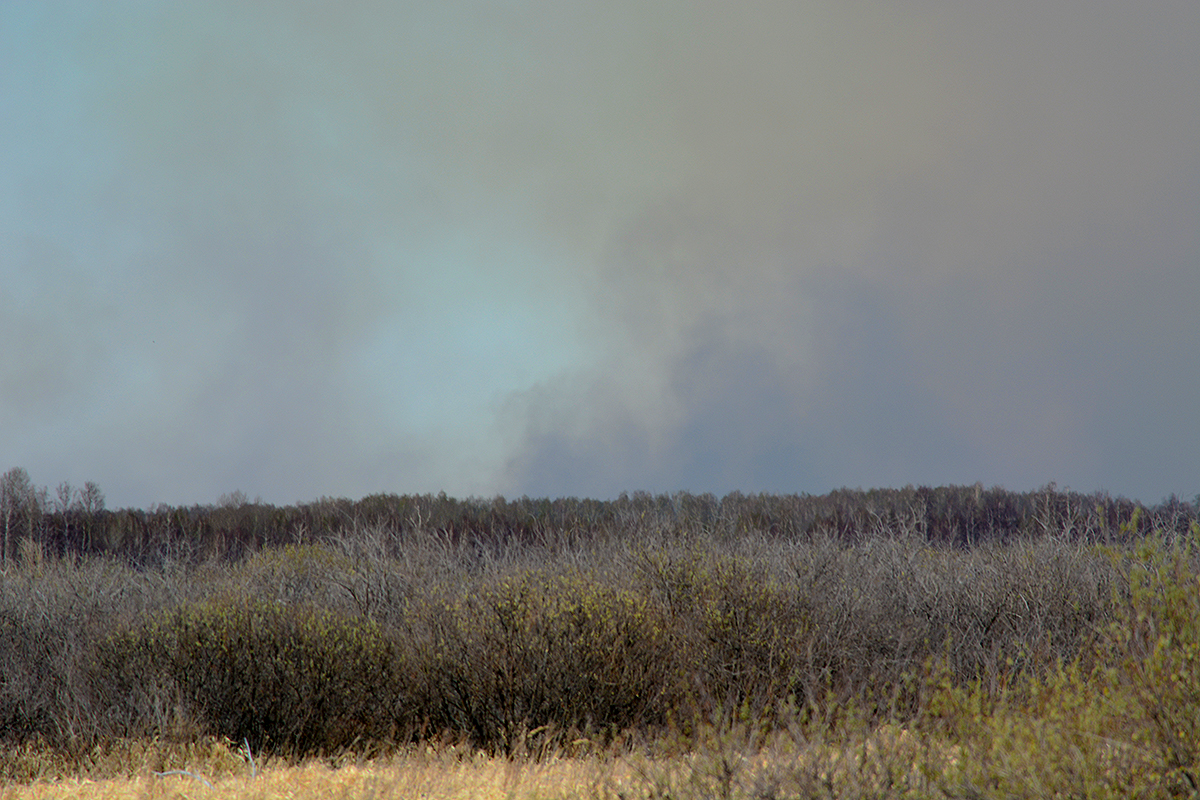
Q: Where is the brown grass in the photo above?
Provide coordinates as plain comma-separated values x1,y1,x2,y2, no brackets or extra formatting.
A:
0,731,967,800
1,759,603,800
0,750,654,800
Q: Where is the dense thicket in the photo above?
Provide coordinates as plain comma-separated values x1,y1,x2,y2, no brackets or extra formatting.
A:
3,526,1125,760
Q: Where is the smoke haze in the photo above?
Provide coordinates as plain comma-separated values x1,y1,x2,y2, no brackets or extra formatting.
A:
3,2,1197,507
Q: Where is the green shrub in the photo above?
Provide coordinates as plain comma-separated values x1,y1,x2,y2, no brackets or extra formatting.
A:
416,570,677,752
92,597,404,756
636,551,814,715
1097,520,1200,794
925,520,1200,798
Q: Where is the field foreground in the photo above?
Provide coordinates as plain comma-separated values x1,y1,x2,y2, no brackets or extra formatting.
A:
0,755,617,800
0,728,964,800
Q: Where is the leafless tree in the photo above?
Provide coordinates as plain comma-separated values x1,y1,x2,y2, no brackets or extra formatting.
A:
1,467,38,568
57,481,77,546
80,481,105,514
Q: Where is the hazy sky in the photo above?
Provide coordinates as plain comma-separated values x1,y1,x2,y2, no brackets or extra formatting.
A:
3,2,1198,509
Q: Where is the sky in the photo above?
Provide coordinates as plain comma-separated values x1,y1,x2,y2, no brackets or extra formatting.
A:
2,2,1198,510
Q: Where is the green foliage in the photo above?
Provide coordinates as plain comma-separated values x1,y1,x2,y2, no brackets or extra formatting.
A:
917,518,1200,798
418,570,677,752
230,542,358,609
1096,518,1200,794
92,597,403,756
633,550,814,716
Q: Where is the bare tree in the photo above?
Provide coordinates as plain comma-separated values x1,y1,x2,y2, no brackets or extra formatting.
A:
80,481,105,514
218,489,249,508
78,481,105,553
57,481,76,546
1,467,36,568
56,481,75,512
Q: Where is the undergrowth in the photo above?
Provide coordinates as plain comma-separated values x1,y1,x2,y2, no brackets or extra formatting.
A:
0,509,1198,798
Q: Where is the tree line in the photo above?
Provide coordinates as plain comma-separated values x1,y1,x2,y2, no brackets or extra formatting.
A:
1,466,1196,567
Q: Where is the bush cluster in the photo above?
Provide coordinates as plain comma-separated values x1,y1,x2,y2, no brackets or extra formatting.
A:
0,517,1128,767
412,571,678,749
598,521,1200,800
910,521,1200,798
92,597,403,754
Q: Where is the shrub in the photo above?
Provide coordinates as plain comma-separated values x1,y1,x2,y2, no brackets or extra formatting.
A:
91,597,405,756
415,570,677,752
1097,520,1200,793
630,548,814,716
0,556,150,752
925,519,1200,798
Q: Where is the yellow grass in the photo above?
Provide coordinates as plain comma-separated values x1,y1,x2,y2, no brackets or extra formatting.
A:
0,754,620,800
0,729,964,800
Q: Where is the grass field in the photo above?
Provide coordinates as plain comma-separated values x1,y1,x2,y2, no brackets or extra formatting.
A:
0,725,965,800
1,754,616,800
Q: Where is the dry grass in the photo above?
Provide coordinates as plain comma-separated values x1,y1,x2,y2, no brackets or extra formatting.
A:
0,732,966,800
0,751,640,800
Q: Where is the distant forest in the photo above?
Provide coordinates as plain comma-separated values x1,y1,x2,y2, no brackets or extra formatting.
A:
2,467,1196,566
